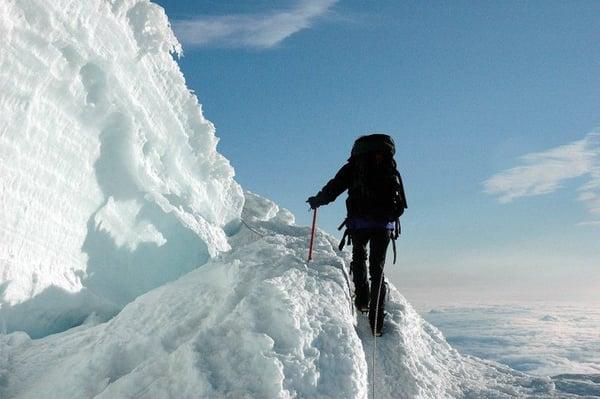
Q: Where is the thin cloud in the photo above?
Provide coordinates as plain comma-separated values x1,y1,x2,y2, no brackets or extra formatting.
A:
484,131,600,223
173,0,338,49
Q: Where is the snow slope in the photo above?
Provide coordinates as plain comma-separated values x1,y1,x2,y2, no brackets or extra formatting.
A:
1,0,243,337
1,193,568,398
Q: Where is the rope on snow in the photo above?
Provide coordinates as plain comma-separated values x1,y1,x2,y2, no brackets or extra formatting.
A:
240,218,266,238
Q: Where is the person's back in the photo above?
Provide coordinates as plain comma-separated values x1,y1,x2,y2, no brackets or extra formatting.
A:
307,133,407,336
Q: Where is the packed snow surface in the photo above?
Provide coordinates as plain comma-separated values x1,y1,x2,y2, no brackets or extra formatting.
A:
1,0,598,398
1,193,577,398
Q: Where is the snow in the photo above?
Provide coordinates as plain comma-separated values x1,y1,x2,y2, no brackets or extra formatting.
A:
1,0,243,336
0,192,573,398
1,0,599,398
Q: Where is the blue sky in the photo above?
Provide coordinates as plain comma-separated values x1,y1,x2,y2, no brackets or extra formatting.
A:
154,0,600,305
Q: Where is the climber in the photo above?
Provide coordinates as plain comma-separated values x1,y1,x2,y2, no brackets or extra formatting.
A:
307,134,407,336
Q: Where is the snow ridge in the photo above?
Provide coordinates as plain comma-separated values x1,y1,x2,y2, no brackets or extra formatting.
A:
0,193,574,398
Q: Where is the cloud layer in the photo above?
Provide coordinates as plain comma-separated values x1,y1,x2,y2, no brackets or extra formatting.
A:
173,0,337,49
425,304,600,377
484,132,600,221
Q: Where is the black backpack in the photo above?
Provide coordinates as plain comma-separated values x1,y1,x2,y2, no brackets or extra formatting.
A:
347,134,407,220
338,134,407,262
351,133,396,158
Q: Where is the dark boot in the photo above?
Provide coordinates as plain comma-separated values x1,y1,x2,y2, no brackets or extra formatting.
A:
354,283,370,313
369,312,385,336
367,229,390,336
368,281,386,336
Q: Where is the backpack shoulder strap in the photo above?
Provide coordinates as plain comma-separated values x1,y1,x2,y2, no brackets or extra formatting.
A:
395,169,408,210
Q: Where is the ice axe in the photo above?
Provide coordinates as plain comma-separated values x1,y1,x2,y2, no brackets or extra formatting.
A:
307,208,317,262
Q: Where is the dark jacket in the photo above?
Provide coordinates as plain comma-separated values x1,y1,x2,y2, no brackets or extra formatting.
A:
313,160,407,221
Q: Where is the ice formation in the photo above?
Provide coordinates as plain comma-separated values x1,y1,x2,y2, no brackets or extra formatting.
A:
0,0,597,398
0,0,243,336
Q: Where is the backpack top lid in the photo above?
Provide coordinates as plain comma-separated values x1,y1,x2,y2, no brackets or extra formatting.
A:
351,134,395,158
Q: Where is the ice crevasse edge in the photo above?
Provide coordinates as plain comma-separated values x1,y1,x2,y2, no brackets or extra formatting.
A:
0,0,244,336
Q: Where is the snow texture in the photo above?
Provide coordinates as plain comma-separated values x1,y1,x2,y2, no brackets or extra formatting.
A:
1,0,598,398
0,0,244,337
0,192,579,398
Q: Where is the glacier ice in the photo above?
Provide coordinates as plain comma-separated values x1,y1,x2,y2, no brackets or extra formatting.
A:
0,0,598,398
0,0,243,336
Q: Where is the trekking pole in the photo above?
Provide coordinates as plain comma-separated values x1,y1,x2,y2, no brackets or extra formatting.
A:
307,208,317,262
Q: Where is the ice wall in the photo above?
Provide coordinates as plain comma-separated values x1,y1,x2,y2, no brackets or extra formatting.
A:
0,0,244,336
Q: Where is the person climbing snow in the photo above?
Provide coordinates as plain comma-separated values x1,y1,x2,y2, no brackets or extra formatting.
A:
307,134,407,336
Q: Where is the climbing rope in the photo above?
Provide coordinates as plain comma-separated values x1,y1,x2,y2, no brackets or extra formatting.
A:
372,264,386,399
240,218,265,238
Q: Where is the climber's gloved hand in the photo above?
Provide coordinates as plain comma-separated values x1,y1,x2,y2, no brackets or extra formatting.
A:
306,196,320,210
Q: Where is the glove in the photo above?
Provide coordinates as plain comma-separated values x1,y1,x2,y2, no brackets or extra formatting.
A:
306,196,320,209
